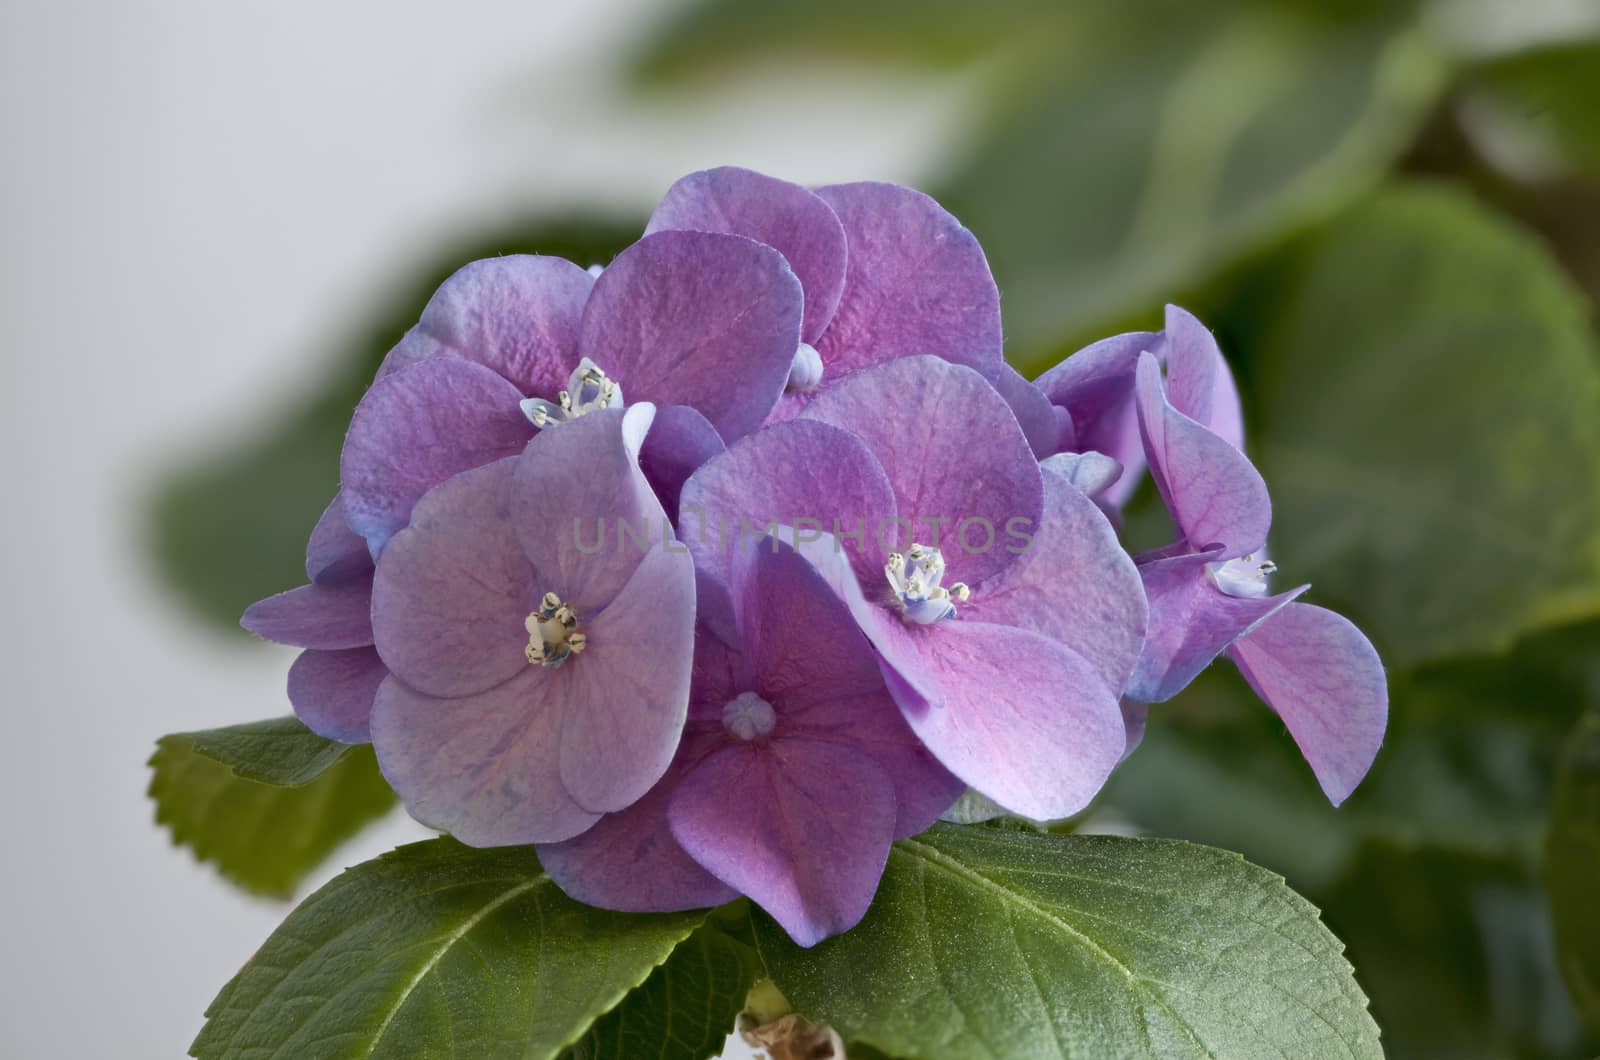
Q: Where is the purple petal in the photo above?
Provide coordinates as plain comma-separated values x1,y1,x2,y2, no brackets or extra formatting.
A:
647,166,848,345
511,405,668,611
680,418,898,591
556,547,696,814
1035,330,1156,508
994,364,1060,460
1135,352,1270,557
730,540,964,832
287,647,386,743
370,458,535,699
407,255,591,397
1126,551,1305,703
305,492,372,584
1120,699,1149,761
241,574,374,650
578,230,802,441
800,356,1043,587
538,729,739,912
1228,602,1388,805
1160,305,1244,450
898,621,1125,821
961,472,1147,695
639,404,725,521
1041,451,1124,499
340,357,532,554
812,182,1001,384
370,670,600,846
669,739,896,947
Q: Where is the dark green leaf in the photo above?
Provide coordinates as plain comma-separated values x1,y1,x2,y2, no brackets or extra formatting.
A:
149,718,395,897
1321,842,1593,1060
1547,710,1600,1035
1472,40,1600,177
756,824,1380,1060
1226,185,1600,667
146,216,641,630
192,839,709,1060
563,920,759,1060
940,2,1445,360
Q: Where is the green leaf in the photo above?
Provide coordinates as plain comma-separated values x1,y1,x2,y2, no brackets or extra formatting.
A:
149,717,395,897
940,2,1445,360
1548,709,1600,1035
146,215,642,631
1472,40,1600,177
1224,185,1600,667
563,919,759,1060
192,839,710,1060
756,823,1380,1060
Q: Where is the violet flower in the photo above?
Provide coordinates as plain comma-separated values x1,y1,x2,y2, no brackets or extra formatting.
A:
1122,314,1387,805
239,494,387,743
679,356,1147,821
341,227,804,554
366,405,696,846
646,166,1003,417
539,539,962,946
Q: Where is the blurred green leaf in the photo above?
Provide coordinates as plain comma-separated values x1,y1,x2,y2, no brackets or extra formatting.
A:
1321,842,1592,1060
147,215,641,631
1216,185,1600,667
1107,620,1600,891
1472,39,1600,177
1547,709,1600,1035
149,717,395,897
756,824,1380,1060
942,3,1446,361
563,920,758,1060
193,839,710,1060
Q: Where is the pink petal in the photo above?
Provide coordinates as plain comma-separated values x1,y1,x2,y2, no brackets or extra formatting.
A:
901,621,1125,821
647,166,848,344
679,417,898,591
1228,602,1388,805
669,740,897,947
370,670,601,846
556,547,696,814
578,230,802,442
287,646,386,744
1135,352,1270,557
813,182,1001,383
241,575,374,650
800,356,1043,587
1127,551,1305,703
340,357,533,554
961,472,1147,695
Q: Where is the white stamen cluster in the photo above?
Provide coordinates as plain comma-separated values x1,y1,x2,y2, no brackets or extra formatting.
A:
521,358,624,429
722,691,777,741
525,591,587,668
1208,554,1278,599
886,543,969,625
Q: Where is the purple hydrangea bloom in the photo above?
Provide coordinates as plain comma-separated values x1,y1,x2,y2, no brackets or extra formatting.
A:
341,228,804,555
646,166,1003,418
365,405,696,845
240,494,387,743
539,538,962,946
1116,314,1387,805
679,356,1147,821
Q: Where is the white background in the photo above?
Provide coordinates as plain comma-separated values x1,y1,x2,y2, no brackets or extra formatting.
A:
0,2,967,1056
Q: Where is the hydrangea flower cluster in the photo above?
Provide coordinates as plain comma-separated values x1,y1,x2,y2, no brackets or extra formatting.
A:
243,167,1387,946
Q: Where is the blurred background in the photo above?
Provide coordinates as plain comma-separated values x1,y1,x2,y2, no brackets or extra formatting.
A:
6,0,1600,1056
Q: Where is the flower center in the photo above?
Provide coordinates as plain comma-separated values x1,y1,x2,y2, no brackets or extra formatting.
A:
722,691,776,741
524,591,587,668
521,358,624,429
785,342,824,393
1208,554,1277,599
885,543,969,625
